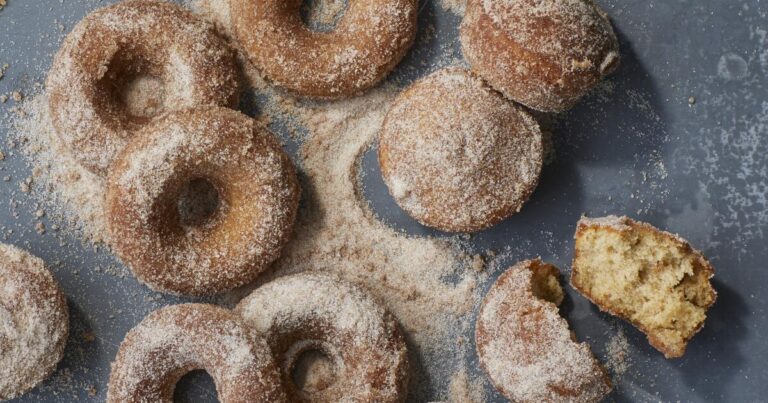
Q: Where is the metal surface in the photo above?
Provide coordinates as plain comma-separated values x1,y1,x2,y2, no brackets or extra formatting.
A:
1,0,767,402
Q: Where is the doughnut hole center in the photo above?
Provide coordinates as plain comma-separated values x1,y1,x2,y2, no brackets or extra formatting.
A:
172,370,218,402
119,74,166,120
177,178,221,227
291,348,338,395
99,52,167,124
300,0,348,31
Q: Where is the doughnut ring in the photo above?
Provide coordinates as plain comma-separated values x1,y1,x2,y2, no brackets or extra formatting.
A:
476,259,611,403
230,0,418,98
0,244,69,401
379,67,543,232
235,272,409,402
106,106,300,296
461,0,620,112
107,303,287,402
47,0,240,175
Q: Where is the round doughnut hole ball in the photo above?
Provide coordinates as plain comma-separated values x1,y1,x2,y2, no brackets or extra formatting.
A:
291,346,339,396
177,178,222,227
300,0,349,31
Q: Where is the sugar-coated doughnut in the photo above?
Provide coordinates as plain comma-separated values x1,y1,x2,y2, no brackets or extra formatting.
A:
235,273,409,402
0,244,69,401
476,259,612,403
107,303,287,402
106,107,300,296
378,68,543,233
47,0,240,175
230,0,418,98
461,0,620,112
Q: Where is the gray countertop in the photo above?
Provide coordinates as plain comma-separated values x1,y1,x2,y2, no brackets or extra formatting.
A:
1,0,767,402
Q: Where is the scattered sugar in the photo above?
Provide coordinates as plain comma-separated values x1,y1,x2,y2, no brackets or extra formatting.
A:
605,327,631,379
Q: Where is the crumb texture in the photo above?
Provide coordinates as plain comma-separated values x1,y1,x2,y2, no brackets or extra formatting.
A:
107,303,286,402
571,216,717,358
378,68,543,232
0,243,69,401
476,259,611,403
235,272,408,402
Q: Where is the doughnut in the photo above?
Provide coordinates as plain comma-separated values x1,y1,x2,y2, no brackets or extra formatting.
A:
107,303,287,402
476,259,611,403
106,106,300,296
0,244,69,401
230,0,418,98
460,0,620,112
47,0,240,175
235,273,409,402
378,68,543,233
572,216,716,358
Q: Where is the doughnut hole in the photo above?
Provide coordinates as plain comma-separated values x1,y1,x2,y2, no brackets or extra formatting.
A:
300,0,348,31
172,370,218,402
177,178,222,228
280,334,343,401
97,50,167,126
291,348,338,394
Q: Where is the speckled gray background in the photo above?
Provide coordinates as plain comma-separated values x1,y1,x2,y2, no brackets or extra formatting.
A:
0,0,766,402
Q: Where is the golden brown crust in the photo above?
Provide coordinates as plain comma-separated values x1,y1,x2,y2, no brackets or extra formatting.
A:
476,259,611,403
0,244,69,401
460,0,620,112
107,303,287,403
570,216,717,358
230,0,417,98
47,0,240,175
106,107,300,296
378,68,543,233
235,273,409,402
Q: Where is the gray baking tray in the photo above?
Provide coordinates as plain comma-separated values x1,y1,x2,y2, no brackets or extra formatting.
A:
0,0,766,402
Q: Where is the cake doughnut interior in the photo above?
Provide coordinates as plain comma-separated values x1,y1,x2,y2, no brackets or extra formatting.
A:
571,216,717,358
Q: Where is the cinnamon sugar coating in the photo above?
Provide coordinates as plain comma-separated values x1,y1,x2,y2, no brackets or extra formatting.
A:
47,0,240,175
107,304,286,403
235,273,409,402
460,0,620,112
230,0,417,98
378,68,543,233
106,107,300,296
0,244,69,401
476,259,611,403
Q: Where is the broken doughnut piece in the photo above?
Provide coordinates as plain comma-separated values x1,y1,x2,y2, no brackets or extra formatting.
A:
571,216,717,358
476,259,611,403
